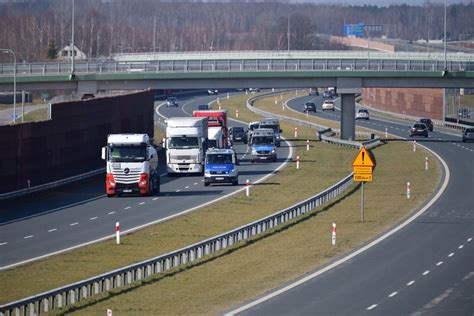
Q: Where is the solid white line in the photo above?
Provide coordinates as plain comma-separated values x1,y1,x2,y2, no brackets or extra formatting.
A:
422,270,430,276
24,235,34,239
139,202,146,205
448,252,455,257
407,281,415,286
89,217,98,220
468,238,472,242
367,304,377,310
0,242,7,246
226,134,450,315
124,206,131,210
389,292,398,298
436,261,443,266
107,211,115,215
47,228,57,233
70,222,78,226
458,245,464,249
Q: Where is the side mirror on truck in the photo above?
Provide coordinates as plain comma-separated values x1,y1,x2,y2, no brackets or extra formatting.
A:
162,138,166,149
101,147,107,160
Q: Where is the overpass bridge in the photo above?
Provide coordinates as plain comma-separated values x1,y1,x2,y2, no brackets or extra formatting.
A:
1,50,473,139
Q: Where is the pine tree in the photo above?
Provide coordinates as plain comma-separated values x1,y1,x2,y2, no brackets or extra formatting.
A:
46,40,58,60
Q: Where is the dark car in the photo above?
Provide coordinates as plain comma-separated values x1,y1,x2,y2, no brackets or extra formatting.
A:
322,91,332,98
229,126,247,144
462,128,474,142
207,89,218,95
417,118,433,132
166,97,178,107
197,104,210,110
457,108,471,118
303,102,317,112
409,123,429,137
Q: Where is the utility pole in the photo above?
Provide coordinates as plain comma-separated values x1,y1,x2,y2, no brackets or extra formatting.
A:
153,15,156,54
444,0,447,70
287,14,290,52
71,0,75,75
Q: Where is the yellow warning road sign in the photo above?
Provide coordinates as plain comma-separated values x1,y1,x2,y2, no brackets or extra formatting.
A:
354,174,373,182
352,147,375,167
353,166,372,174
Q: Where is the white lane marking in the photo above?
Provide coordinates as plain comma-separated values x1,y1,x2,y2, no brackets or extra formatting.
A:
448,252,455,257
124,206,131,210
89,217,98,220
422,270,430,276
458,245,464,249
201,179,204,182
436,261,443,266
193,182,198,185
107,211,115,215
0,242,8,246
389,292,398,298
139,202,146,205
24,235,34,239
176,190,181,192
70,222,79,226
152,197,159,201
48,228,57,233
185,186,190,189
407,280,415,286
367,304,377,310
468,237,472,242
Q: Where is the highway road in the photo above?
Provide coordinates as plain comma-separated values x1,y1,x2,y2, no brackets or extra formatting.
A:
232,94,473,315
0,92,291,269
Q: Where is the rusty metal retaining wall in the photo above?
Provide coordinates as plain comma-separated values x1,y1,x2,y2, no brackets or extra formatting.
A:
0,90,154,194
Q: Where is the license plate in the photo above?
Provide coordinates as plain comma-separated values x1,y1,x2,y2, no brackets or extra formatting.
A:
260,157,267,160
123,189,132,193
216,177,224,180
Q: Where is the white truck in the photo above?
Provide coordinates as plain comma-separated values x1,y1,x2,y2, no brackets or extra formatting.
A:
165,117,208,175
101,134,160,197
208,126,224,148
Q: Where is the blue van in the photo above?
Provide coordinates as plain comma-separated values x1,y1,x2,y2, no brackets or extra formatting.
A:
204,148,239,186
250,128,277,163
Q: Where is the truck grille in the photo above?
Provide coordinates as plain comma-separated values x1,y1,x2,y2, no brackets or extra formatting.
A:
257,150,270,154
112,167,141,184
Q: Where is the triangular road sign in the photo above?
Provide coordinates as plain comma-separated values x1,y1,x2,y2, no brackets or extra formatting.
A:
353,147,374,167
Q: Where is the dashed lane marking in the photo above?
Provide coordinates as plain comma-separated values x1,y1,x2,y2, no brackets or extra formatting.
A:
70,222,79,226
468,238,472,242
422,270,430,276
448,252,455,257
107,211,115,215
48,228,57,233
407,280,415,286
185,186,190,189
436,261,443,266
124,206,131,210
193,182,198,185
367,304,377,310
0,242,8,246
458,245,464,249
152,197,159,201
139,202,146,205
176,190,181,193
388,292,398,298
24,235,34,239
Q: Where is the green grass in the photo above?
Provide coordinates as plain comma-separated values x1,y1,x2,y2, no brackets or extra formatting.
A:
22,108,49,122
0,91,442,316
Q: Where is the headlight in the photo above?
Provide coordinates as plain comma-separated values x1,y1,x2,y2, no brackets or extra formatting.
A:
271,149,276,153
251,148,257,154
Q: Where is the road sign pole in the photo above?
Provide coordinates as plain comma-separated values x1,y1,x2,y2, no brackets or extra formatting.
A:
361,181,365,223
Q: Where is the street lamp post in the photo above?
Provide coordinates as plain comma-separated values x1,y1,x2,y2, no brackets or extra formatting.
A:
71,0,75,75
1,48,16,123
444,0,447,70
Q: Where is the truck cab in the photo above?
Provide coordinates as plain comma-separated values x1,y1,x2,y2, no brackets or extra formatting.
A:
204,148,239,186
258,118,282,147
249,128,277,163
102,134,160,197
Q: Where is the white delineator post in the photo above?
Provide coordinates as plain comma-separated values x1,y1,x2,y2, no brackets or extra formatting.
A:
246,179,250,197
331,223,336,245
280,93,283,100
406,182,411,199
107,309,113,316
413,140,416,152
227,93,229,99
306,140,310,151
294,127,298,138
296,155,300,170
425,157,428,170
385,127,388,139
275,97,277,105
236,109,239,118
115,222,120,245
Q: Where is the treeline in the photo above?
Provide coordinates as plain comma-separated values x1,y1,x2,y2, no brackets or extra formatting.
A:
0,0,473,62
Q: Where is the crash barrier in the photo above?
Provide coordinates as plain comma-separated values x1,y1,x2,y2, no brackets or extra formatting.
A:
0,172,355,316
246,92,381,150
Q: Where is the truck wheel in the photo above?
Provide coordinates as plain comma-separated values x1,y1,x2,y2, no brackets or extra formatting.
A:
232,180,238,186
107,194,114,198
273,157,277,162
204,182,210,187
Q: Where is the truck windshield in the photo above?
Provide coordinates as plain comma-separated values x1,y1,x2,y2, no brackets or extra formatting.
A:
109,146,146,162
169,136,199,149
252,136,274,145
206,154,233,164
249,123,259,130
259,124,279,132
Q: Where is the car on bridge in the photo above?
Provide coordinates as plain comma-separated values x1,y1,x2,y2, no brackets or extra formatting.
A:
322,100,335,111
417,118,433,131
462,128,474,142
457,108,471,119
409,123,429,137
207,89,219,95
356,109,370,120
166,97,178,107
303,102,317,112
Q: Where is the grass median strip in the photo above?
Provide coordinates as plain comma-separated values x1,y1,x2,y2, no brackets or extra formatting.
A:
1,92,354,304
59,92,441,315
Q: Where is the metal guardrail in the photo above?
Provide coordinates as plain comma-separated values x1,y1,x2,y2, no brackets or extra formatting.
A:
0,172,355,316
246,92,381,150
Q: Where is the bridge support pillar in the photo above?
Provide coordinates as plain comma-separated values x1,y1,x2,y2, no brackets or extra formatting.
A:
340,93,356,140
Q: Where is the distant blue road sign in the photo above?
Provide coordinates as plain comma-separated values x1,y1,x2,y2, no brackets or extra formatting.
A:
344,23,365,37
